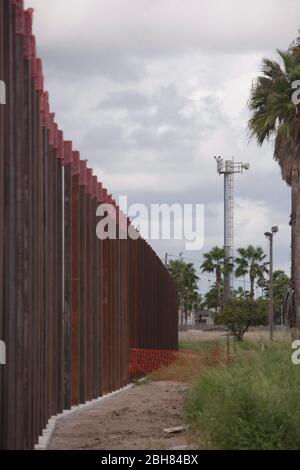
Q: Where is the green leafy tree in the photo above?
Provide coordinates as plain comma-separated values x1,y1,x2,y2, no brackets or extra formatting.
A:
235,246,268,299
264,270,290,323
168,260,199,329
201,247,233,308
190,290,204,312
248,39,300,327
215,298,268,341
233,286,250,299
204,282,223,312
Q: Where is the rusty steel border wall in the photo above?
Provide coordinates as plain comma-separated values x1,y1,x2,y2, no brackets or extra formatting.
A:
0,0,178,450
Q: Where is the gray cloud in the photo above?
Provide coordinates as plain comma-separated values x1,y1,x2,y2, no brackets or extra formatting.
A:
27,0,299,82
85,86,225,175
39,45,145,82
25,0,297,283
82,123,127,151
99,90,150,110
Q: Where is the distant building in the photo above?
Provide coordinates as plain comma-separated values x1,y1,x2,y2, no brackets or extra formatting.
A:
195,309,214,325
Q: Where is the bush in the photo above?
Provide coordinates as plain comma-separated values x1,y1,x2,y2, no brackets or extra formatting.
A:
185,342,300,450
215,298,267,340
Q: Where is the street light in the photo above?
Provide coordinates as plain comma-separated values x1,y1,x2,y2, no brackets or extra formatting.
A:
264,226,279,341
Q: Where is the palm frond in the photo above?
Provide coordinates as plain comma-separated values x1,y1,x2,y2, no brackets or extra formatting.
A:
248,45,300,185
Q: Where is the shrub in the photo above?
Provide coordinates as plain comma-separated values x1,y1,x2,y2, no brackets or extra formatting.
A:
185,342,300,450
215,298,267,341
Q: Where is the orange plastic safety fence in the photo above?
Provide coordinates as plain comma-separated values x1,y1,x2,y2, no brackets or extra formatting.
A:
129,348,178,374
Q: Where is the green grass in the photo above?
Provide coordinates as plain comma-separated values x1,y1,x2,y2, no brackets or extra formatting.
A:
133,376,154,386
185,340,300,450
179,340,224,352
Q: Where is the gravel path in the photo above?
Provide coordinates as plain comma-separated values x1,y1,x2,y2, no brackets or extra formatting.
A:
48,382,190,451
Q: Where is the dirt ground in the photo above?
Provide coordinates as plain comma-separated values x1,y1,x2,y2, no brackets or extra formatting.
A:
179,330,225,342
49,329,288,450
179,327,290,343
48,382,190,451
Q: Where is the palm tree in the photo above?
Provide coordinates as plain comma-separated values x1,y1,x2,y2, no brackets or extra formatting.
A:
234,286,250,299
204,282,223,312
168,260,199,330
264,270,290,323
248,40,300,327
235,246,268,299
168,259,186,329
201,246,233,308
257,264,268,296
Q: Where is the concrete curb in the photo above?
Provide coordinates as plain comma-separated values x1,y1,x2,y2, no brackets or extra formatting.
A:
35,384,134,450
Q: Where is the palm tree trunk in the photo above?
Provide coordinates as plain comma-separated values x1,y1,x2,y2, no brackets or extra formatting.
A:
250,277,255,299
291,175,297,286
293,173,300,330
216,267,221,308
180,299,184,331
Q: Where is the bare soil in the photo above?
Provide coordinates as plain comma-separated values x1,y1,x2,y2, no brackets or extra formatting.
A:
49,329,285,450
179,328,290,343
48,382,191,451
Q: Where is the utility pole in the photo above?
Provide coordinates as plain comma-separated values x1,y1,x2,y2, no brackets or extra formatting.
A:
165,253,168,266
264,226,279,342
215,157,250,302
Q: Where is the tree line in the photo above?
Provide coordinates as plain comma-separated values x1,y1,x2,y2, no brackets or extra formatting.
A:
168,244,289,333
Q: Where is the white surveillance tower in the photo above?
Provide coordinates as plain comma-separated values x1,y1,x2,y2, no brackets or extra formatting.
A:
215,157,250,301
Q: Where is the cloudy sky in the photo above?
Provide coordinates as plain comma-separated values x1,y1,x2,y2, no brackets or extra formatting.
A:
25,0,300,294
